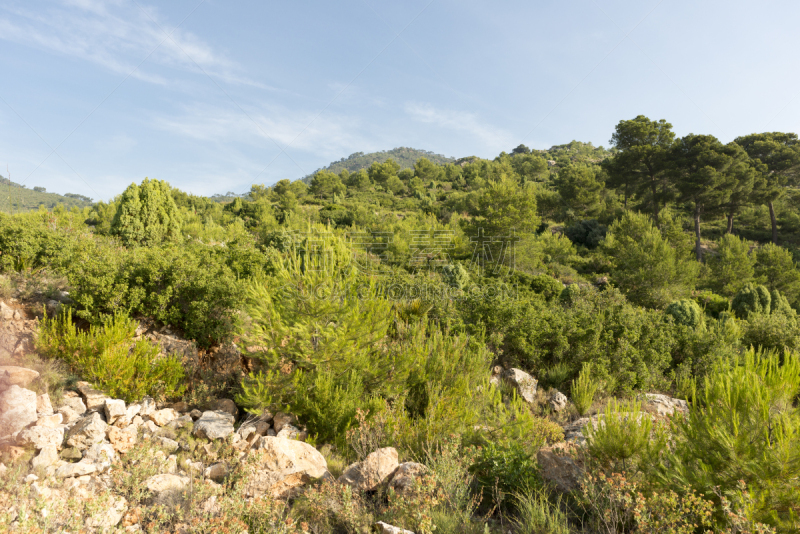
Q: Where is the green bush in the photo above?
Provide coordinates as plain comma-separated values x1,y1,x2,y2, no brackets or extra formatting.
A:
665,298,703,328
571,363,599,416
732,283,772,319
564,218,607,248
469,441,541,513
528,273,564,301
36,310,185,402
652,348,800,531
693,290,730,318
586,398,662,472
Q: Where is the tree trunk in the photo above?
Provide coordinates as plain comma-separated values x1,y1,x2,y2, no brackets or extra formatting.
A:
726,213,734,234
769,201,778,244
694,206,702,261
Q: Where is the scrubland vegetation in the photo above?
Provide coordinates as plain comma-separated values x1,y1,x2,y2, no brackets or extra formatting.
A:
3,117,800,532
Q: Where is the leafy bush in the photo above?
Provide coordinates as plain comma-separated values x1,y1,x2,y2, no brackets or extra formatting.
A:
732,283,772,319
564,218,607,248
469,440,541,513
693,290,730,318
528,273,564,300
665,298,703,327
36,310,185,402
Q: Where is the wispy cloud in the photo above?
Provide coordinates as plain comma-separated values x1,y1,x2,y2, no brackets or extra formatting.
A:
404,102,514,153
0,0,263,87
152,102,380,163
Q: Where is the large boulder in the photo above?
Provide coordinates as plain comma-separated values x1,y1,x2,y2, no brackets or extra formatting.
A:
148,408,178,427
537,442,585,493
193,410,235,440
145,474,190,507
245,436,329,498
66,412,107,450
0,366,39,388
0,385,37,439
16,425,64,450
339,447,399,492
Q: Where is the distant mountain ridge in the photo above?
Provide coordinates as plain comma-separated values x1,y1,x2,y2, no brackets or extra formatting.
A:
300,147,455,183
0,176,94,213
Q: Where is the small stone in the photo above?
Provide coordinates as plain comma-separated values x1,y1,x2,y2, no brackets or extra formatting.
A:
165,454,178,474
276,424,300,439
145,474,189,506
388,462,428,493
272,412,296,433
0,366,39,388
105,399,127,424
204,462,228,482
168,401,189,413
376,522,415,534
84,442,115,472
500,368,538,404
209,399,238,420
66,412,107,450
157,437,179,453
86,495,127,530
55,460,97,478
58,406,82,425
60,396,86,415
75,381,107,412
36,413,62,428
25,473,39,483
142,420,159,435
549,390,569,412
60,447,83,461
139,396,156,417
189,409,203,420
148,408,178,427
108,425,138,454
339,447,399,492
36,393,53,416
166,414,193,430
193,410,235,440
31,445,59,469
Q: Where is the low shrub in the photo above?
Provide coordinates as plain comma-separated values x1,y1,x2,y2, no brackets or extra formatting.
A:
571,364,599,416
36,310,185,402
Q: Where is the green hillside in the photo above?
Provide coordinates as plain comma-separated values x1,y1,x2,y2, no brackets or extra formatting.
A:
301,147,454,183
0,176,94,212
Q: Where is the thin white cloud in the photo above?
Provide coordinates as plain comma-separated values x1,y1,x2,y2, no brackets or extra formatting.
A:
0,0,263,87
152,102,380,162
404,102,514,153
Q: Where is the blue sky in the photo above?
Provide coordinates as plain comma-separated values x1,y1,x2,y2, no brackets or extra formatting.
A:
1,0,798,201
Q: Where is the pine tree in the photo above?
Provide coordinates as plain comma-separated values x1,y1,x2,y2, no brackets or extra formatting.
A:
111,178,181,246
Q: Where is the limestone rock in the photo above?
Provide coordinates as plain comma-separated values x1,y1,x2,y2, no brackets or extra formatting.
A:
537,442,585,493
549,390,569,412
0,366,39,387
388,462,427,493
31,444,59,469
209,398,238,420
339,447,399,492
500,368,538,404
66,412,107,450
145,474,189,507
16,425,64,450
108,425,138,454
114,404,142,428
0,385,38,439
35,413,62,428
55,460,97,478
204,462,228,482
276,423,301,440
139,396,156,417
60,396,87,416
105,398,127,424
165,414,193,430
245,436,329,498
193,410,235,440
60,447,82,461
148,408,178,427
58,406,82,425
376,522,415,534
86,495,127,530
75,381,107,412
156,437,179,453
644,393,689,417
84,442,115,472
272,412,296,433
36,393,53,416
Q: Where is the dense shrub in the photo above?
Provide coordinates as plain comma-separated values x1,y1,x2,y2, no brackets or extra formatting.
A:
732,283,772,319
36,310,185,402
665,298,703,327
693,290,730,318
564,218,607,248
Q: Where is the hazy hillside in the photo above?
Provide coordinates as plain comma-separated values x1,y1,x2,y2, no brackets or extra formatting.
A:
0,176,94,212
301,147,454,183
